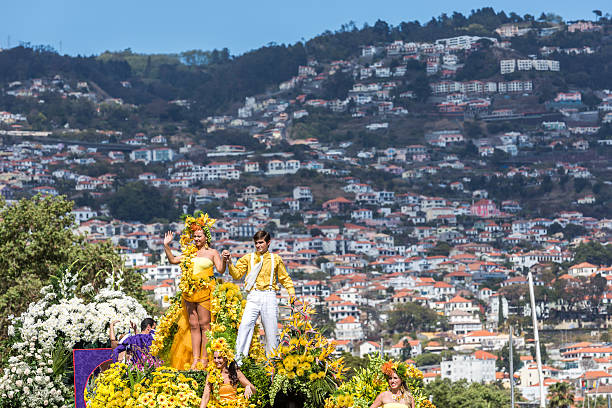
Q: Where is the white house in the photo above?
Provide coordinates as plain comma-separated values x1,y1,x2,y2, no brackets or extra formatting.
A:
334,316,365,341
359,341,381,358
441,351,497,383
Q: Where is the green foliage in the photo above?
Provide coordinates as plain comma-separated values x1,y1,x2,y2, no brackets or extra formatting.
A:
496,342,521,373
561,223,588,240
98,49,182,76
0,195,150,356
323,70,353,100
202,128,261,150
530,343,549,364
573,241,612,265
456,49,499,81
106,182,180,223
239,357,272,408
414,353,442,367
0,43,305,118
340,352,369,375
388,302,445,333
291,109,351,142
547,381,574,408
426,378,511,408
409,72,432,102
428,242,451,257
574,178,589,194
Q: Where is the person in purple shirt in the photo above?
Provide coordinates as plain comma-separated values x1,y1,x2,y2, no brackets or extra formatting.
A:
110,318,156,363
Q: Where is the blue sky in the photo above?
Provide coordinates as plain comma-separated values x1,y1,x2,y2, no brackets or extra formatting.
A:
0,0,608,56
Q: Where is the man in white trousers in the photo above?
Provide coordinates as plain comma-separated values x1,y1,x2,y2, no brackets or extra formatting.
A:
222,230,295,365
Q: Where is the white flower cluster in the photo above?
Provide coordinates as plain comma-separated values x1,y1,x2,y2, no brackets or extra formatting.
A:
0,346,69,408
0,285,148,407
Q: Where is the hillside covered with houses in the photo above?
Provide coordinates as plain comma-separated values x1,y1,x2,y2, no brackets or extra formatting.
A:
1,7,612,406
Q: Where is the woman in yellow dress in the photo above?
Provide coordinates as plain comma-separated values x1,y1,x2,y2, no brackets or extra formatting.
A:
199,350,256,408
163,214,226,370
370,361,415,408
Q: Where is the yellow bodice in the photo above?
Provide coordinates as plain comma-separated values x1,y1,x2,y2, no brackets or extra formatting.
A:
383,404,410,408
219,383,238,400
192,257,214,279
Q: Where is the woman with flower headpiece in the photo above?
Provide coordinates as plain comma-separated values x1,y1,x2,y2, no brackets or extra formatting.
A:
163,213,226,370
199,338,256,408
370,360,415,408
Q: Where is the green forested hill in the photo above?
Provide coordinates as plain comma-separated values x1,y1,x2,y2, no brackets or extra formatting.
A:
1,8,611,122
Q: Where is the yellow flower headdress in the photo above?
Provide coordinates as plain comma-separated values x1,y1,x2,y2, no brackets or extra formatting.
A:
180,212,216,247
381,359,417,385
207,337,235,364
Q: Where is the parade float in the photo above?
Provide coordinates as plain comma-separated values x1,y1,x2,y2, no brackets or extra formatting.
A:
0,213,434,408
0,265,433,408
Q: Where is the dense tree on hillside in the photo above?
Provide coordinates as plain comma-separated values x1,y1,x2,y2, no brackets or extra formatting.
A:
426,379,511,408
496,342,522,373
106,182,180,223
202,128,262,150
0,43,306,116
456,48,500,80
323,70,353,100
573,242,612,266
387,302,444,333
414,353,442,366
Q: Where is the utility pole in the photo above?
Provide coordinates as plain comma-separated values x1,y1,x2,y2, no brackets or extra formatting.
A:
510,326,515,408
528,272,545,408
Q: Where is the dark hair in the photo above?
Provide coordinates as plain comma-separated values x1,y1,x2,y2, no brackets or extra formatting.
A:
141,318,156,331
253,230,271,243
228,361,240,387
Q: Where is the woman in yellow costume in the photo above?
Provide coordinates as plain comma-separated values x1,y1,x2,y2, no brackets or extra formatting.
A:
370,360,415,408
163,213,226,370
199,338,256,408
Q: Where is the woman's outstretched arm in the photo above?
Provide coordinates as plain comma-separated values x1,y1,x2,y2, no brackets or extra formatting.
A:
163,231,182,264
369,392,383,408
237,368,256,399
199,374,211,408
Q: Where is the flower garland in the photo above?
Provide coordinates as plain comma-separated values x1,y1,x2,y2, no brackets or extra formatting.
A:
149,293,183,360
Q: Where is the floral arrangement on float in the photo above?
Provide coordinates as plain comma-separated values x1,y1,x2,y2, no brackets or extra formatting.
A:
324,355,435,408
0,267,148,408
203,282,268,408
96,278,266,408
85,363,202,408
267,302,348,408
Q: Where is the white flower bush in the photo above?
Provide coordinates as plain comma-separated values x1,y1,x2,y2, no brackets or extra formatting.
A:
0,269,149,408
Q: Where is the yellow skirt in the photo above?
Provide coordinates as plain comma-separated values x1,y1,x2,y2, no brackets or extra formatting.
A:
169,285,214,370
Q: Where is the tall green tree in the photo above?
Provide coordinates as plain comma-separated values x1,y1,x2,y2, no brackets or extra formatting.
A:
547,382,574,408
496,342,521,374
0,195,150,353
